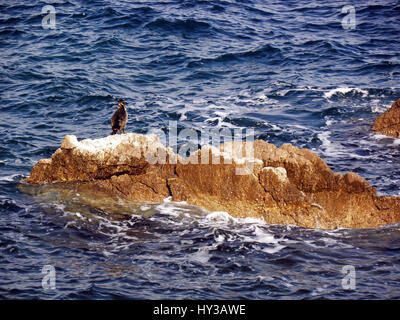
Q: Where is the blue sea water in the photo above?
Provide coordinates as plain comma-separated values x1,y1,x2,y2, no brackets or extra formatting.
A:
1,0,400,299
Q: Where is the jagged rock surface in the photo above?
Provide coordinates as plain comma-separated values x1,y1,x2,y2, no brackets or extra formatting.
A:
23,133,400,229
373,97,400,138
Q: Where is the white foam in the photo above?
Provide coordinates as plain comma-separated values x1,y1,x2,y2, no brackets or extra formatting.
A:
163,196,172,203
241,216,266,225
318,130,367,159
324,87,368,99
102,250,114,257
205,211,236,223
275,89,290,96
240,226,287,253
63,221,76,229
304,235,353,249
270,123,281,131
370,100,389,113
0,174,20,182
287,123,309,130
262,244,286,254
189,247,211,264
203,211,266,228
373,133,391,140
320,237,338,246
325,116,336,126
75,212,83,219
318,131,334,154
372,133,400,146
215,234,225,243
253,226,280,244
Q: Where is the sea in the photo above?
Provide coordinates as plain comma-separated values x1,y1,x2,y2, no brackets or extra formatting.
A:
0,0,400,299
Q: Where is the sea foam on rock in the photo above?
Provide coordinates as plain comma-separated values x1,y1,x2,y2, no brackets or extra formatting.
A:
23,133,400,229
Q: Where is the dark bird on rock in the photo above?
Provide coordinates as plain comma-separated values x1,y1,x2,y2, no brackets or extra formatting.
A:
111,99,128,135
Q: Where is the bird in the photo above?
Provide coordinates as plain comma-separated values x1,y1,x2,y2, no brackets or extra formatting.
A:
111,99,128,135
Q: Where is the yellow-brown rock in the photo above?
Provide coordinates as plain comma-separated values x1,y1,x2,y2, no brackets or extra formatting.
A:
22,133,400,229
373,97,400,138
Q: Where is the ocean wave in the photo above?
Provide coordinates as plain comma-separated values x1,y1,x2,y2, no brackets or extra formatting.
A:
0,199,24,213
324,87,369,99
0,174,24,182
187,44,282,68
145,18,213,34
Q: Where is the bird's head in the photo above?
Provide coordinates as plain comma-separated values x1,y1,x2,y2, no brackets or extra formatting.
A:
118,99,126,108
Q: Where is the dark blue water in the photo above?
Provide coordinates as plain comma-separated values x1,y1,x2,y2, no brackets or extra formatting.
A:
1,0,400,299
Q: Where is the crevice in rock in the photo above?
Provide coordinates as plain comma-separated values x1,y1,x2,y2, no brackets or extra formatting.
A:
95,163,148,180
112,182,125,196
166,179,173,198
257,171,279,207
137,180,159,195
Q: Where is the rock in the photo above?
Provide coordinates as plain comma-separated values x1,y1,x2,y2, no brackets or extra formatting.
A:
373,97,400,138
22,133,400,229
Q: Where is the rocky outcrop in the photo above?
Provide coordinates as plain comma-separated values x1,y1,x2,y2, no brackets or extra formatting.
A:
373,97,400,138
22,133,400,229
